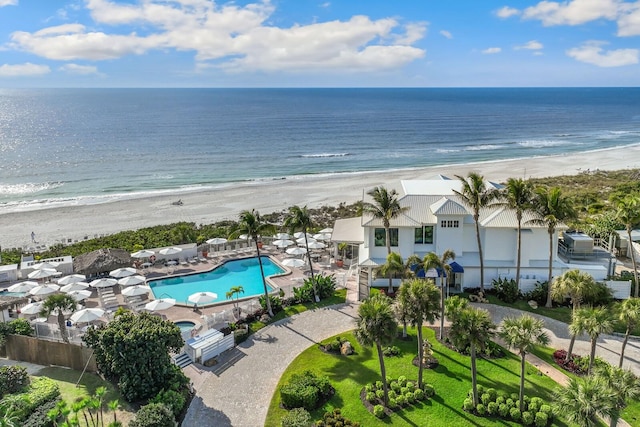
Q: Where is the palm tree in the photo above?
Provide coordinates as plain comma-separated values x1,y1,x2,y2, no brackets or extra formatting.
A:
108,399,120,427
355,293,397,406
230,209,275,316
581,306,614,374
566,307,590,363
528,186,577,307
423,250,455,340
554,376,616,427
284,205,319,301
394,282,412,339
40,293,78,344
615,195,640,297
498,314,549,412
493,178,533,288
616,297,640,368
457,307,495,406
376,252,406,293
454,172,497,292
553,269,596,315
225,285,245,316
362,186,408,256
594,364,640,427
403,278,440,388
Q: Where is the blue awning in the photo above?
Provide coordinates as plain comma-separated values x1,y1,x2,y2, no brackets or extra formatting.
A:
449,261,464,273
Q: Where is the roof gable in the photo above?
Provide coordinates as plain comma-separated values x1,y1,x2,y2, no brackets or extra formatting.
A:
430,197,468,215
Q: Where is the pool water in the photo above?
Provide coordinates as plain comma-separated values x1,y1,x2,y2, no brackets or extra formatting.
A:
0,291,27,298
175,321,196,333
148,257,284,305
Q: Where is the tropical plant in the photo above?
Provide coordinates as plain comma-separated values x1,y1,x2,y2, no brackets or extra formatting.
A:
553,376,616,427
284,205,319,301
580,306,614,374
39,293,78,344
615,194,640,297
498,315,549,412
394,282,411,339
493,177,533,288
230,209,276,316
375,252,406,293
225,285,245,314
456,307,495,406
129,403,174,427
444,295,469,324
616,297,640,368
354,294,397,405
362,186,408,291
423,250,455,340
594,364,640,427
565,307,590,364
552,269,597,314
528,186,577,307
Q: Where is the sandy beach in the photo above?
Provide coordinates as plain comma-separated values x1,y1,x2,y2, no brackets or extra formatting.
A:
1,145,638,251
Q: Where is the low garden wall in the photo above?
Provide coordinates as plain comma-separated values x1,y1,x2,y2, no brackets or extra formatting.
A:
5,334,97,372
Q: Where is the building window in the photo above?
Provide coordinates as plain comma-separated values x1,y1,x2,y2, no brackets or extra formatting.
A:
440,220,459,228
374,228,399,247
414,226,434,244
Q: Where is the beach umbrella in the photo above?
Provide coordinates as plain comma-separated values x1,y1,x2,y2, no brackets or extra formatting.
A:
109,267,137,278
131,250,155,258
238,234,249,240
273,233,290,240
61,282,90,293
286,247,307,256
281,258,306,268
8,281,38,293
145,298,176,312
117,275,146,287
90,278,118,288
159,247,182,256
312,233,332,241
68,290,92,302
33,261,59,270
70,308,105,324
20,302,44,315
121,285,150,297
307,241,326,250
294,232,313,239
29,284,60,296
28,268,58,280
187,292,218,305
319,227,333,234
206,237,228,245
57,274,86,285
273,239,294,248
296,237,315,245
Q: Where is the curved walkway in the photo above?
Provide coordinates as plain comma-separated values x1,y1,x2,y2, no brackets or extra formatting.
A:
183,302,640,427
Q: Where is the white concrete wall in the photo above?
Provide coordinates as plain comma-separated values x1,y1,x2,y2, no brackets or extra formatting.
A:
485,228,516,262
606,280,631,300
435,216,465,255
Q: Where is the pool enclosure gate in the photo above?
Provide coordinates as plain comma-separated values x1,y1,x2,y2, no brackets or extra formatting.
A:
185,328,234,364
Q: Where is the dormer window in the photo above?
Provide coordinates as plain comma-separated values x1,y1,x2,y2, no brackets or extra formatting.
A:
440,220,459,228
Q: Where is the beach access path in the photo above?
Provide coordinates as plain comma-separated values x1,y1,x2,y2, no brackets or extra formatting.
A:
183,301,639,427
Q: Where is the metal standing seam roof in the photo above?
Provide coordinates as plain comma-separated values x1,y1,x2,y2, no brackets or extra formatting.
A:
430,197,469,215
362,212,422,227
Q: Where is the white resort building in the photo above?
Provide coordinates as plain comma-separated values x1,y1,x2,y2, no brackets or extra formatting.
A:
332,175,617,300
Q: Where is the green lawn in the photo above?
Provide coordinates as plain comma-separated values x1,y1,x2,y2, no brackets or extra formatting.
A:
266,327,572,426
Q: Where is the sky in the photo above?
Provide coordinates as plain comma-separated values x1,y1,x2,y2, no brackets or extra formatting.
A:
0,0,639,87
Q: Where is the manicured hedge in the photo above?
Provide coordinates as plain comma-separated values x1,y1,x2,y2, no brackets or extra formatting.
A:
280,371,332,411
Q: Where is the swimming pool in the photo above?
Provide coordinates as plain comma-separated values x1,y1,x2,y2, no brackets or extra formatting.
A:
175,321,196,333
0,290,27,298
148,257,285,306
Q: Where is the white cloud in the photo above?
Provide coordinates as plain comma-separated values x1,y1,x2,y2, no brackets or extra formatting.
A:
515,40,544,50
522,0,619,26
8,1,426,73
496,6,520,18
566,40,639,67
439,30,452,39
617,4,640,36
59,63,100,75
0,0,18,7
0,62,50,77
482,47,502,54
319,2,331,8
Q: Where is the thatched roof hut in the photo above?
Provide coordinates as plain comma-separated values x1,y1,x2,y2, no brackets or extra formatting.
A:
73,248,132,277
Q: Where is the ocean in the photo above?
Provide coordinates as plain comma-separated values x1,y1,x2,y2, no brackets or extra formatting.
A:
1,88,639,213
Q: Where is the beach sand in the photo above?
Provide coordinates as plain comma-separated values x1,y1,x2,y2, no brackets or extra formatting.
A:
1,145,638,251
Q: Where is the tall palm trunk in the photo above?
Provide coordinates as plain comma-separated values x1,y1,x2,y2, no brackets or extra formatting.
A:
385,225,393,293
417,322,424,388
546,228,554,308
627,227,639,298
474,219,485,292
57,310,69,344
255,242,274,317
566,334,577,362
470,342,478,406
588,338,597,375
375,342,389,405
620,326,631,368
439,275,445,341
515,214,522,289
519,352,526,412
303,232,319,302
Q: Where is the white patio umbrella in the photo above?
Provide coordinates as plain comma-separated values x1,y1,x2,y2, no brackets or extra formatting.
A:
28,268,58,280
33,261,59,270
109,267,137,278
57,274,86,285
206,237,228,245
313,233,332,241
273,232,290,240
296,237,315,245
281,258,306,268
131,250,155,258
145,298,176,312
187,291,218,305
20,302,44,315
117,275,146,287
286,247,307,256
272,239,294,248
307,240,326,249
90,278,118,288
238,234,249,240
61,282,90,293
319,227,333,234
8,281,38,293
294,232,313,239
68,290,92,301
159,247,182,256
121,285,150,297
70,308,105,324
29,284,60,296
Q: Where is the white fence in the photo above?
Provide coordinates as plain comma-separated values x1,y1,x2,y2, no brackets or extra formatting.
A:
606,280,632,300
201,334,234,364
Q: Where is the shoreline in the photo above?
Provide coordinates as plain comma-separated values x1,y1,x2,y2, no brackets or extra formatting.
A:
1,144,638,251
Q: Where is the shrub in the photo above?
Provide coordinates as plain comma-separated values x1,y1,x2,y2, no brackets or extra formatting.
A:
583,281,613,306
280,371,332,411
383,346,401,357
323,337,344,353
259,294,283,313
22,398,58,427
535,411,548,427
364,383,374,393
463,398,475,412
498,403,509,418
405,391,415,404
405,381,415,390
539,404,552,416
476,403,486,416
487,402,498,415
400,387,408,395
397,394,408,407
0,365,30,397
510,407,521,422
510,393,519,401
423,384,435,397
397,376,407,386
375,390,384,399
388,390,397,400
481,393,492,405
506,398,515,409
375,381,383,389
388,398,398,409
390,381,400,392
317,408,360,427
2,376,60,418
522,411,534,426
313,274,337,300
496,396,505,405
373,405,385,419
523,281,548,306
281,407,312,427
486,387,497,401
129,403,174,427
492,277,520,303
413,389,425,401
366,392,376,403
150,388,186,419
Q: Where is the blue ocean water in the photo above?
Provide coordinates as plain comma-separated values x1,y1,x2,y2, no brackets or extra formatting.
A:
1,88,639,212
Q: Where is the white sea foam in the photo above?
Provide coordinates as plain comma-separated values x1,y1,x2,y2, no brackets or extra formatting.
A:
517,140,568,148
465,144,502,151
435,148,460,153
300,153,350,158
0,182,64,196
